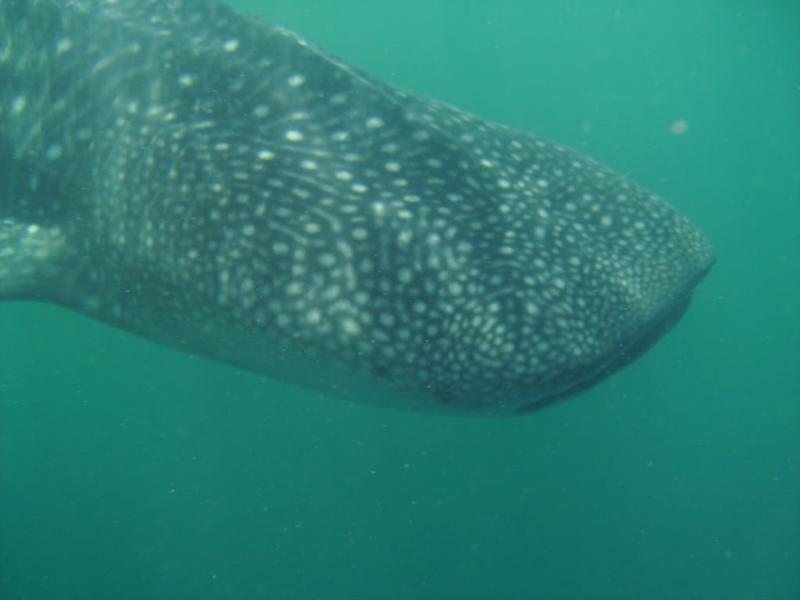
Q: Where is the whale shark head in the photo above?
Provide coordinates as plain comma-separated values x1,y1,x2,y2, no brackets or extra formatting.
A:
0,0,714,414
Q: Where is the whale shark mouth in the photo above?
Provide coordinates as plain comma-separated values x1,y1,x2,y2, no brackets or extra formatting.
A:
514,293,693,414
513,257,714,416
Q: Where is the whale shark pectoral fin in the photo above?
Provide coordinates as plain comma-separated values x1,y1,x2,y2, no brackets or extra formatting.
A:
0,218,69,302
0,134,74,302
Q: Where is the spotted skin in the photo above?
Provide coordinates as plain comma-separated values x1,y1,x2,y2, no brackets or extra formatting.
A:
0,0,714,415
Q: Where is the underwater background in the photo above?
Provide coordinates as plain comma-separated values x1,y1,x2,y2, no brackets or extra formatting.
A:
1,0,798,598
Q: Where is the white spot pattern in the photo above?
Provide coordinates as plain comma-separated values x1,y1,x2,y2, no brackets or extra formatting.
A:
0,0,714,417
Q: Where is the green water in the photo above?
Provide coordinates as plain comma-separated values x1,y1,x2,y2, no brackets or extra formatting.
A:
1,1,798,598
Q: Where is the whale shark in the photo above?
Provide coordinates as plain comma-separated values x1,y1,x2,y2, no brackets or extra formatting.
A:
0,0,714,415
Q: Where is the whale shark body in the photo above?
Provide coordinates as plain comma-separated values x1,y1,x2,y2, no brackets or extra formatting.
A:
0,0,714,415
